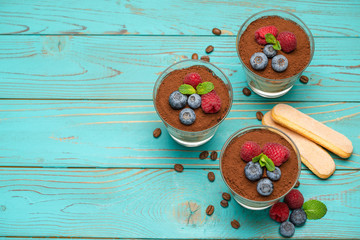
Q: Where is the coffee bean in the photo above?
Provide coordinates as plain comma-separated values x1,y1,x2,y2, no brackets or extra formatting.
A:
192,53,198,60
208,172,215,182
242,87,251,96
174,164,184,172
206,205,214,216
200,56,210,62
212,28,221,36
210,151,218,160
153,128,161,138
295,181,300,188
206,45,214,54
222,192,231,201
231,219,240,229
256,111,263,121
199,151,209,159
300,75,309,84
220,200,228,208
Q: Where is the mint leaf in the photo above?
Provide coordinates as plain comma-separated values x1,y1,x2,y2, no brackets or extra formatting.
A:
179,84,196,95
252,153,275,171
303,200,327,220
265,33,282,51
273,40,281,50
265,33,277,44
196,82,214,95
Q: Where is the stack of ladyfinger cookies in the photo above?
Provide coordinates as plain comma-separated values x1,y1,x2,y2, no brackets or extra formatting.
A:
262,103,353,179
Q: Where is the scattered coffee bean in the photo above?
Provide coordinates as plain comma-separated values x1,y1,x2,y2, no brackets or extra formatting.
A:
220,200,228,208
174,164,184,172
242,87,251,96
208,172,215,182
199,151,209,159
256,111,263,121
212,28,221,36
192,53,198,60
210,151,218,160
222,192,231,201
201,56,210,62
231,219,240,229
206,205,215,216
153,128,161,138
295,181,300,188
206,45,214,54
300,75,309,84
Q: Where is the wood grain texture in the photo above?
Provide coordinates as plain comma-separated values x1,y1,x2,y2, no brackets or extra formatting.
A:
0,36,359,101
0,167,358,239
0,0,360,36
0,100,358,169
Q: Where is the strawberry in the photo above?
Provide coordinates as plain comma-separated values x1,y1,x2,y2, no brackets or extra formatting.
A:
277,31,297,53
240,141,262,162
255,25,278,45
262,142,290,167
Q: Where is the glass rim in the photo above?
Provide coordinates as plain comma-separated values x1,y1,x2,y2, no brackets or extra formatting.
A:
152,59,233,134
219,125,302,204
236,9,315,82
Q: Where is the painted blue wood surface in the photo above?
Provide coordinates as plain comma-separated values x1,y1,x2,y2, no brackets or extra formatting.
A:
0,0,359,239
0,36,359,101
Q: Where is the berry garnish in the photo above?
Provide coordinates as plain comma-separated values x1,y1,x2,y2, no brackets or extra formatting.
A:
262,142,290,167
277,31,297,53
250,52,268,70
290,208,307,227
255,25,278,45
270,202,290,223
263,44,277,58
179,108,196,125
169,90,187,110
284,189,304,210
272,55,288,72
240,141,262,162
187,93,201,109
279,221,295,238
257,178,274,196
201,90,221,113
184,72,202,88
244,162,263,181
267,167,281,181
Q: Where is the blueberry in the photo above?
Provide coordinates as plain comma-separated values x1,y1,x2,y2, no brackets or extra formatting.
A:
272,55,288,72
279,221,295,238
187,94,201,109
244,162,263,181
267,167,281,181
263,44,277,58
257,178,273,196
290,209,307,227
169,91,187,110
250,52,268,70
179,108,196,125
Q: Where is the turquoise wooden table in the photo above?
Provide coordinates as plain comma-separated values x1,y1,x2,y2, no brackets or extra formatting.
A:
0,0,359,239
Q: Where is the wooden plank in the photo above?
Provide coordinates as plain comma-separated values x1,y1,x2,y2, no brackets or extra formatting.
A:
0,0,359,37
0,36,359,101
0,167,358,239
0,100,358,169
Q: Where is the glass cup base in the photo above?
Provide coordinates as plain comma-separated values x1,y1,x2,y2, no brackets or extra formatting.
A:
170,133,214,147
233,192,279,210
249,84,293,98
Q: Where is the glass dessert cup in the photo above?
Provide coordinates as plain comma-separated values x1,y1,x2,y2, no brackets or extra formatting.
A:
236,9,315,98
220,125,301,210
153,60,233,147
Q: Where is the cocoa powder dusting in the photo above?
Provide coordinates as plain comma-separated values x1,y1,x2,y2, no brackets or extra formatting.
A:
238,16,311,79
221,129,299,201
155,65,230,132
